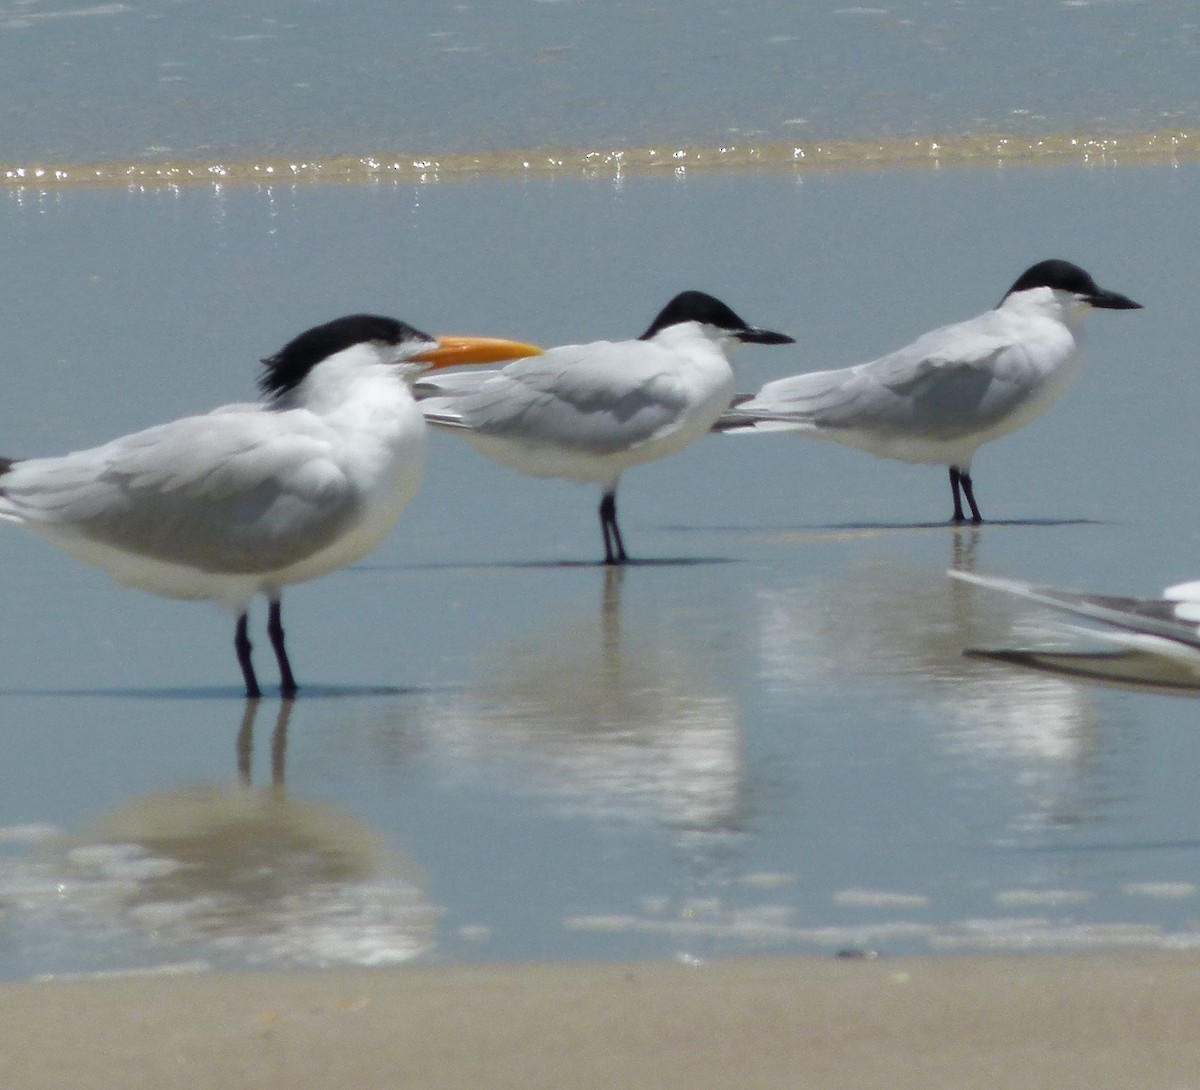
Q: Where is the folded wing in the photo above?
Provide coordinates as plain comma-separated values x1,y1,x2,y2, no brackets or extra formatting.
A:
719,317,1029,443
416,342,701,455
0,406,361,573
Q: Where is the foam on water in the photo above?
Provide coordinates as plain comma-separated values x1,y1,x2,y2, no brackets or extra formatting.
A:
563,907,1200,956
3,130,1198,191
0,800,438,977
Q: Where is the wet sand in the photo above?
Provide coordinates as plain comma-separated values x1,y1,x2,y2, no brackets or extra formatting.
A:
3,953,1198,1089
4,129,1199,190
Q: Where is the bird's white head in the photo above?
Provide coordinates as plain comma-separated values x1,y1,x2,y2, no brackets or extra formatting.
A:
259,314,544,407
998,259,1142,324
638,290,795,353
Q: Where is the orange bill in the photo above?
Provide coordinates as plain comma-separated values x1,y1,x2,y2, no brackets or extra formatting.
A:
414,335,543,370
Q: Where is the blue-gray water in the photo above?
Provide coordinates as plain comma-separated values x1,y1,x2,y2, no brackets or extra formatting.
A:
3,0,1199,160
2,0,1200,979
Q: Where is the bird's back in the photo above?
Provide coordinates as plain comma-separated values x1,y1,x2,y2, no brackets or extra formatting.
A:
417,335,735,481
724,306,1081,464
0,404,384,584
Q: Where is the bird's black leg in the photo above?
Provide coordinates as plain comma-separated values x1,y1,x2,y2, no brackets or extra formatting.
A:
235,612,262,700
949,466,983,524
267,597,299,699
959,469,983,524
599,490,628,566
949,467,965,522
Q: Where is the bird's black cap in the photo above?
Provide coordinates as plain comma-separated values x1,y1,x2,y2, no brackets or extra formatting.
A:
639,290,795,345
1001,259,1142,310
259,314,434,398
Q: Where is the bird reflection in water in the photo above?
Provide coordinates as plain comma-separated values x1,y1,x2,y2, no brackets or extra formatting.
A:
426,565,746,834
418,566,786,961
236,694,290,788
755,527,1112,825
58,700,435,970
950,526,981,574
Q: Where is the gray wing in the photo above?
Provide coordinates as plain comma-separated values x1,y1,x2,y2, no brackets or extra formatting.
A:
417,342,696,454
733,316,1028,440
412,370,501,429
950,571,1200,650
0,407,361,573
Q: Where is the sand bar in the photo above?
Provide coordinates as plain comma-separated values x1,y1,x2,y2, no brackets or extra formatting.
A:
2,953,1199,1089
3,129,1199,191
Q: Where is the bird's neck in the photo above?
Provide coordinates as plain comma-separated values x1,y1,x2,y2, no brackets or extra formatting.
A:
652,322,735,361
283,362,413,420
1002,289,1088,329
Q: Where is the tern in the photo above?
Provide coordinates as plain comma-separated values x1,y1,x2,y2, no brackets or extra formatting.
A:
951,570,1200,665
716,259,1141,522
415,290,794,564
0,314,542,698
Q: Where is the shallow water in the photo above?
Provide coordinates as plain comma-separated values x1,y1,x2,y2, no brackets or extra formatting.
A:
3,0,1200,979
3,0,1200,161
2,162,1200,976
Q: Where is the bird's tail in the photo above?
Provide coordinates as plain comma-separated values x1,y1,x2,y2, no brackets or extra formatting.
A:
711,397,816,434
0,457,19,519
412,370,501,401
950,570,1200,651
417,400,472,430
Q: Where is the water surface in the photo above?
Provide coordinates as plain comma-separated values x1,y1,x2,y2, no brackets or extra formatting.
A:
3,0,1200,980
3,0,1200,161
2,163,1200,976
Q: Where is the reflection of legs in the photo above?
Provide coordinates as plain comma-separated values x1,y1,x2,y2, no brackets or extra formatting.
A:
234,613,262,699
234,699,293,787
268,597,299,698
949,466,983,524
236,699,258,784
599,489,628,565
949,527,982,574
600,564,624,659
271,700,292,787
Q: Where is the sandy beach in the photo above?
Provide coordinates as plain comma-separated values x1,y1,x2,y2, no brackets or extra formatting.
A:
3,953,1199,1089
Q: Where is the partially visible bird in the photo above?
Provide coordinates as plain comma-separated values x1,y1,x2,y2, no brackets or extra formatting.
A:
716,259,1142,522
0,315,542,697
950,569,1200,676
415,290,795,564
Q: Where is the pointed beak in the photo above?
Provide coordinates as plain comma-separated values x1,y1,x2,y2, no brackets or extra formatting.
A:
737,327,796,346
412,335,544,370
1088,289,1143,311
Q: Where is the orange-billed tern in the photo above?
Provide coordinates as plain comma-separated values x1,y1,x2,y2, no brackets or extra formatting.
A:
716,259,1141,523
0,314,542,697
415,290,794,564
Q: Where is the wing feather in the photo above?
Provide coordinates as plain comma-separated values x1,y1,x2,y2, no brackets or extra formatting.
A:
950,571,1200,650
737,315,1034,440
0,406,360,573
418,342,696,455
